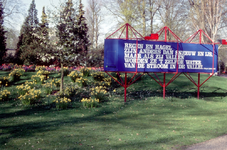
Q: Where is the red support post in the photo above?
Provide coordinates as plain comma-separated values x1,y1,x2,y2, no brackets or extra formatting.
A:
128,73,144,87
176,42,179,72
136,40,138,72
166,73,181,87
126,23,129,40
119,26,126,39
212,44,215,74
147,73,163,87
124,73,127,102
105,71,124,87
165,27,167,42
163,73,166,99
197,73,200,99
117,72,124,85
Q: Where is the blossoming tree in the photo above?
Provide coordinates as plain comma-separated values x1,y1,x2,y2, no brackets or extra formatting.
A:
35,0,89,94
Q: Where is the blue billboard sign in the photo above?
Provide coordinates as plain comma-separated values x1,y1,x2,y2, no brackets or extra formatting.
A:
104,39,218,73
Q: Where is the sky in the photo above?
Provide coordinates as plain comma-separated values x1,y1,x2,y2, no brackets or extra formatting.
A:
21,0,87,17
19,0,113,42
18,0,87,29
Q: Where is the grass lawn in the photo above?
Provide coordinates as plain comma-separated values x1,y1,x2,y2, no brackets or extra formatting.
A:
0,71,227,150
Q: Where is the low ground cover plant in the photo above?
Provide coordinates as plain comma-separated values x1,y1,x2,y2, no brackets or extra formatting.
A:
18,88,42,105
8,68,25,82
16,84,31,96
81,97,99,108
0,89,10,101
68,70,82,82
42,81,56,95
79,67,91,77
53,96,71,109
91,86,107,102
31,74,45,84
75,77,88,87
0,76,10,87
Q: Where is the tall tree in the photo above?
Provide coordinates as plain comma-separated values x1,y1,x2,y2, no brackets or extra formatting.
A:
2,0,26,28
37,6,50,63
104,0,136,26
17,0,40,65
104,0,160,36
85,0,102,49
0,1,7,65
5,28,19,49
40,6,49,38
157,0,189,40
76,0,90,56
34,0,89,93
147,0,160,33
130,0,147,36
188,0,227,42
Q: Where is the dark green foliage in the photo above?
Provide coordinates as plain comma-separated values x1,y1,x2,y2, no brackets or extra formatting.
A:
55,0,81,66
14,35,24,65
87,47,104,67
75,0,90,63
39,7,49,40
16,0,40,65
0,2,7,65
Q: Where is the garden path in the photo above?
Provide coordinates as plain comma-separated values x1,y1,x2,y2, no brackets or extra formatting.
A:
184,134,227,150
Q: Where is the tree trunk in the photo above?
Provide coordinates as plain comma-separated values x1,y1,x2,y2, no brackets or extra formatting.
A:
60,62,64,95
150,15,154,33
142,0,146,36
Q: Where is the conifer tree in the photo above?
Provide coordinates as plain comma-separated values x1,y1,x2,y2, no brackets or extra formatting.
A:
76,0,89,57
37,6,50,63
14,29,24,65
40,6,48,39
17,0,39,65
0,2,7,65
34,0,90,93
34,0,81,93
54,0,81,93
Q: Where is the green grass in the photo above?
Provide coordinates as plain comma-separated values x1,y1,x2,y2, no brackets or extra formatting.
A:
0,72,227,150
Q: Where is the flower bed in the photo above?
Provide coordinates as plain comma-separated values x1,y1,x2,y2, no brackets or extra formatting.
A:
81,97,99,108
8,68,25,82
0,89,11,101
18,89,41,105
53,97,71,109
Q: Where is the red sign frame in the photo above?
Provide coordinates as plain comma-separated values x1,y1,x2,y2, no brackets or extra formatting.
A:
104,23,219,101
